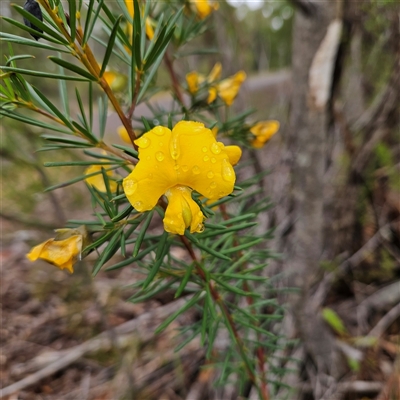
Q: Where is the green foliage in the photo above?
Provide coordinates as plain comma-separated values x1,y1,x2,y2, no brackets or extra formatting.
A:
322,308,348,336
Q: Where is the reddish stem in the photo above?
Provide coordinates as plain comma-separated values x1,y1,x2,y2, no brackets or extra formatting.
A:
164,52,185,105
219,203,270,400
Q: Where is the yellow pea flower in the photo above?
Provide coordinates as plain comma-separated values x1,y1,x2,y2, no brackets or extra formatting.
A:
26,226,90,273
186,63,221,95
192,0,219,19
250,120,280,148
186,71,200,94
124,0,154,40
85,165,118,193
207,62,222,83
208,71,247,106
118,125,132,144
123,121,242,235
102,70,128,92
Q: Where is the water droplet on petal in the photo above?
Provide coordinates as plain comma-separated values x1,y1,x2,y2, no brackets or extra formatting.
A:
218,190,226,197
197,224,205,233
202,147,208,153
168,128,181,160
211,142,222,154
159,142,164,147
182,165,189,172
136,136,150,148
203,155,210,162
174,165,180,170
153,126,165,136
211,157,217,164
210,181,217,188
221,159,235,182
133,201,143,210
156,151,164,161
124,179,138,195
207,171,214,179
192,165,200,175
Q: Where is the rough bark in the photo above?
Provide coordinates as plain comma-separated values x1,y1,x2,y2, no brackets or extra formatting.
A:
285,1,345,397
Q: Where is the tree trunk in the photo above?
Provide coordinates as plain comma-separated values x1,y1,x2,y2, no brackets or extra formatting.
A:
285,1,345,397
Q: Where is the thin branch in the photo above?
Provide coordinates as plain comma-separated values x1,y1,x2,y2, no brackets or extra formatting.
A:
220,203,270,400
164,52,185,105
127,70,143,122
179,235,264,398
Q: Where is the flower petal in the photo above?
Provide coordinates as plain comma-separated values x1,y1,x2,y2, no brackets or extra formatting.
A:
193,0,218,19
207,87,217,104
118,125,132,144
217,71,246,106
224,145,242,166
26,235,82,273
170,121,237,200
186,71,199,94
250,120,280,148
207,62,222,83
123,126,176,212
85,165,118,192
164,185,205,234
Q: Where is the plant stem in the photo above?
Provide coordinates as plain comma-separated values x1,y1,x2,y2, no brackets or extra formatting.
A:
38,0,137,148
179,235,264,396
220,203,270,400
127,70,143,121
164,52,184,105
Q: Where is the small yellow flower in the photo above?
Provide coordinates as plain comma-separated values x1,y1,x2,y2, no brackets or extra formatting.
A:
207,62,222,83
124,0,154,40
118,125,132,144
186,71,199,94
103,70,128,92
208,71,247,106
192,0,219,19
186,63,221,95
123,121,242,235
85,165,118,192
26,227,90,273
250,120,280,148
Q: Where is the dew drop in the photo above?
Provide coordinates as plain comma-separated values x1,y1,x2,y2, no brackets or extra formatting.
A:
159,142,164,147
211,157,217,164
211,142,222,154
182,165,189,172
210,181,217,189
174,165,180,170
133,201,143,210
221,159,235,182
137,136,150,148
170,130,181,160
207,171,214,179
192,165,200,175
153,126,165,136
203,155,210,162
156,151,164,161
202,146,208,153
124,179,138,195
